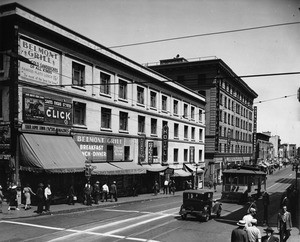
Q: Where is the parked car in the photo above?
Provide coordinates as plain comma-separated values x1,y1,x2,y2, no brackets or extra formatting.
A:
179,189,222,222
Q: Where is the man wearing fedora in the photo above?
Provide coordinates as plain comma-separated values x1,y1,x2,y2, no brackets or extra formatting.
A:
277,205,292,242
231,220,249,242
262,227,279,242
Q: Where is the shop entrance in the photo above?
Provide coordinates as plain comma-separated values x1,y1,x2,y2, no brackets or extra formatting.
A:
107,145,114,161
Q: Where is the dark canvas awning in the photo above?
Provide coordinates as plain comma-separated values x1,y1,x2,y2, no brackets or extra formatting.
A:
20,133,86,173
142,163,168,172
110,162,146,174
91,163,123,175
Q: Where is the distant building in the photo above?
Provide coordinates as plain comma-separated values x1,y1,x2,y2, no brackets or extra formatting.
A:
148,56,258,183
269,135,281,158
256,132,272,161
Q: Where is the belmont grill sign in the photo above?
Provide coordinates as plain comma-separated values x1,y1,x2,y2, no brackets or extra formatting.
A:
23,88,72,126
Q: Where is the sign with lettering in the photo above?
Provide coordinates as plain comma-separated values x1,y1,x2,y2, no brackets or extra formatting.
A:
22,124,70,135
252,106,257,161
148,141,154,164
138,135,146,164
19,37,60,85
23,88,72,126
189,146,195,163
162,125,169,164
73,134,124,162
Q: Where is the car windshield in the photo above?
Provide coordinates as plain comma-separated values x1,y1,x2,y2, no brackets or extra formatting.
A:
185,193,208,200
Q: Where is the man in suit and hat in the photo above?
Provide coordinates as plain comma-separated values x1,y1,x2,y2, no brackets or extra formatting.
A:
110,181,118,202
277,205,292,242
8,185,19,211
231,220,249,242
262,227,279,242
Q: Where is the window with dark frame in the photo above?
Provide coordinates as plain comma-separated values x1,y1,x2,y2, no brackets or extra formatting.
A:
174,149,178,162
174,123,179,138
137,86,144,105
151,118,157,135
72,62,85,87
119,111,128,131
162,95,167,111
184,149,188,162
138,115,145,133
184,125,188,139
73,102,86,125
173,100,178,114
101,107,111,129
119,80,127,100
183,104,188,118
150,91,157,108
100,72,110,95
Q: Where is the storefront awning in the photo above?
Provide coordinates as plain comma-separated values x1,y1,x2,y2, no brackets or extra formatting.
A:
172,169,192,177
20,133,86,173
184,163,204,173
110,162,146,174
142,163,168,172
91,162,123,175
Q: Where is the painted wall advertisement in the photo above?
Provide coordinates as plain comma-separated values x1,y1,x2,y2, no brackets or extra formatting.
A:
19,37,60,85
148,141,154,164
138,135,146,164
74,134,124,162
23,88,72,126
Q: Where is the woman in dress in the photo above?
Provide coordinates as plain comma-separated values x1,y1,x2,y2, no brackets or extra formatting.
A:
23,184,35,210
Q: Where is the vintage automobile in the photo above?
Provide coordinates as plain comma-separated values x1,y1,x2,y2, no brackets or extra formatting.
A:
179,189,222,222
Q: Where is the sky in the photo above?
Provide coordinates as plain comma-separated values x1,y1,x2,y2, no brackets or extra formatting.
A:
2,0,300,146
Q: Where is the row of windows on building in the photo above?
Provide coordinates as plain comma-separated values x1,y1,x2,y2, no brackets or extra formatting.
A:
219,143,252,154
219,80,253,107
220,111,253,132
74,102,204,141
72,61,204,123
220,126,252,143
220,93,253,120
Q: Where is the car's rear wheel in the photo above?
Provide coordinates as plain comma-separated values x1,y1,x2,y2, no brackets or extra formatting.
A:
203,214,210,222
181,214,187,220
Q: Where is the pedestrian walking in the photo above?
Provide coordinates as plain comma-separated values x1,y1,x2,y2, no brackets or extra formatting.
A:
102,183,109,202
153,181,159,195
36,183,44,214
169,179,176,195
23,183,35,210
262,191,270,225
8,185,19,211
84,181,93,205
243,207,256,228
110,181,118,202
277,205,292,242
67,185,75,205
93,181,101,204
231,220,249,242
44,184,52,213
163,179,169,194
0,185,4,213
246,219,261,242
262,227,279,242
16,186,22,208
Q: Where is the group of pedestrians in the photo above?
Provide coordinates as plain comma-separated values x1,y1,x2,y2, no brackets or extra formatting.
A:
231,194,293,242
83,181,118,205
157,179,176,195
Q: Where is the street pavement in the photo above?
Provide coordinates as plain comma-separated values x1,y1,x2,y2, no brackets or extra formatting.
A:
1,178,299,241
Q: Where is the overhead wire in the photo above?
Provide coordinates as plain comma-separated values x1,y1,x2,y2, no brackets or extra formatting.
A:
108,21,300,48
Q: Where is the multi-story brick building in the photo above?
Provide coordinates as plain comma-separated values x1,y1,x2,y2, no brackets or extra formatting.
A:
148,56,258,183
0,3,205,196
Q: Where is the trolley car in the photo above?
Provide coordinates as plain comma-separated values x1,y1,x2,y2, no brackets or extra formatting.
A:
221,167,267,204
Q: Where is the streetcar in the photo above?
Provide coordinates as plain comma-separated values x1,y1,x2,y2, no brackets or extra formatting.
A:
221,167,267,204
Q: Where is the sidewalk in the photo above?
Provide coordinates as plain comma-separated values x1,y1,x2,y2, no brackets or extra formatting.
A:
0,191,183,220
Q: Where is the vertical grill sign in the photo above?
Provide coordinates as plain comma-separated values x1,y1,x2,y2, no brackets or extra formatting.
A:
215,78,220,151
138,135,146,164
189,146,195,163
162,125,169,164
148,141,154,164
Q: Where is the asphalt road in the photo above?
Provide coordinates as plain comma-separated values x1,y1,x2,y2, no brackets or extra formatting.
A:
0,166,296,242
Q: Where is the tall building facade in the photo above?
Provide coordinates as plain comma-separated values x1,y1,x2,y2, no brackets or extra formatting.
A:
148,56,258,183
0,3,205,196
269,135,281,158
